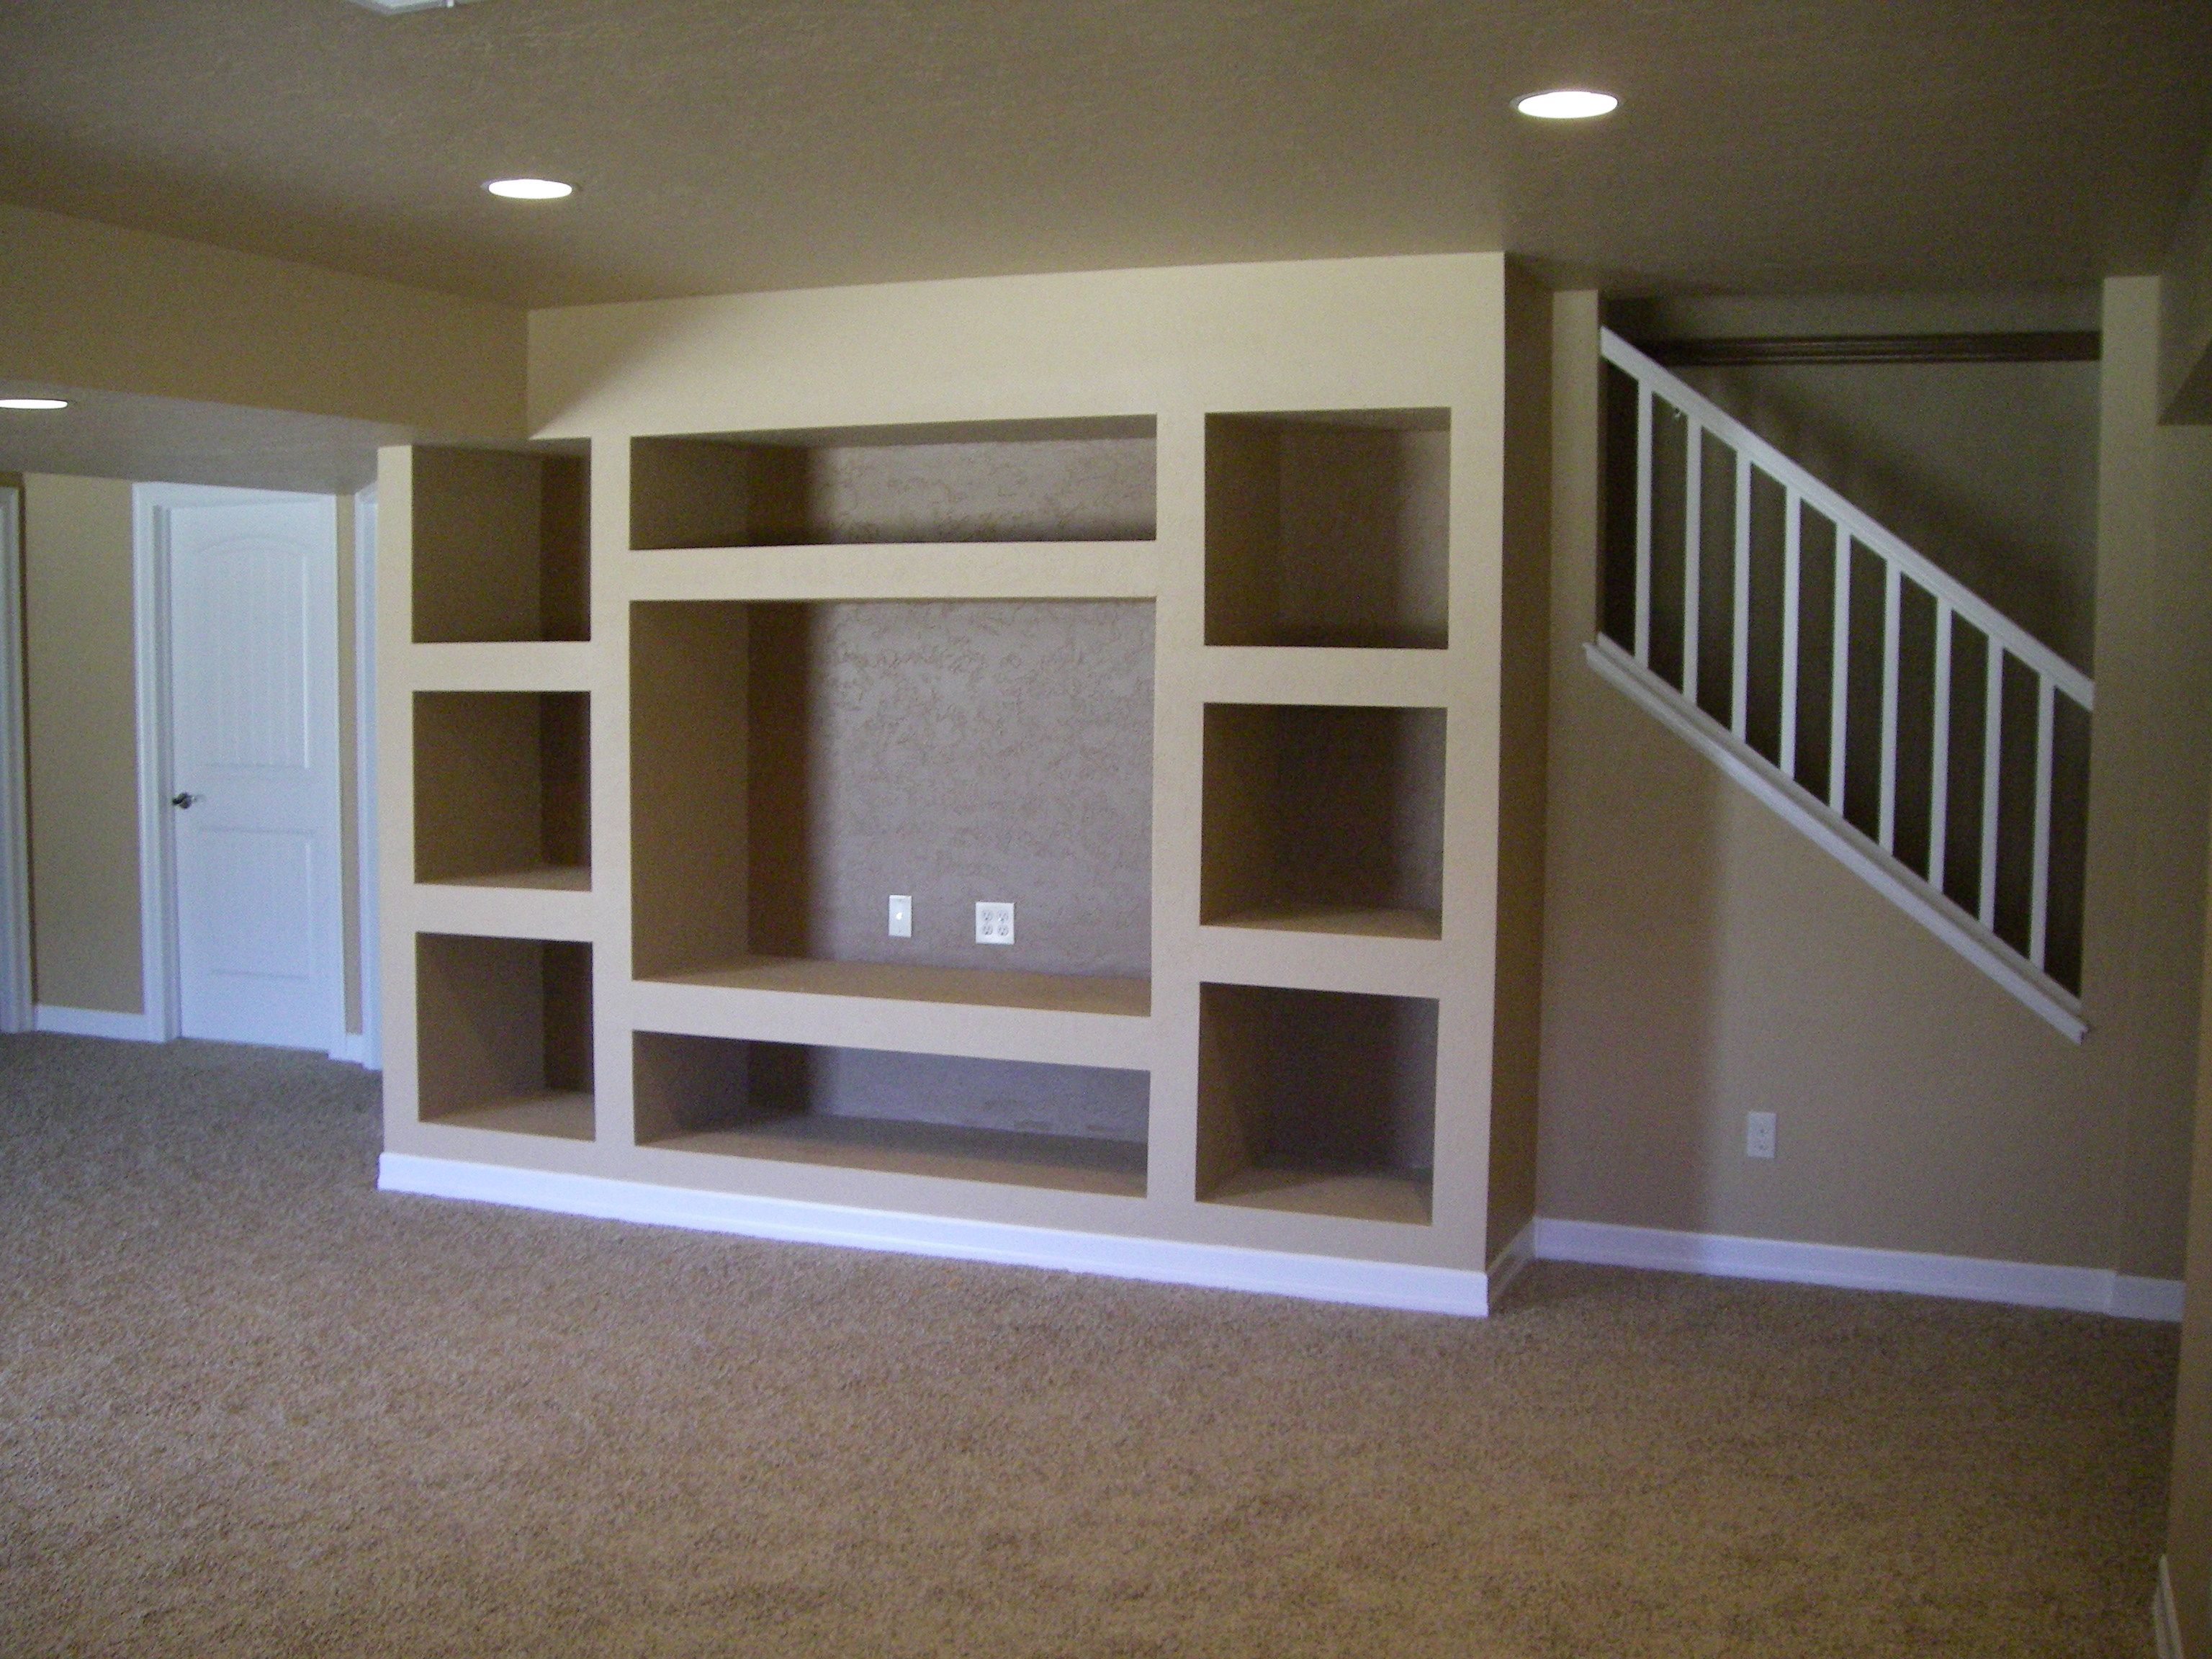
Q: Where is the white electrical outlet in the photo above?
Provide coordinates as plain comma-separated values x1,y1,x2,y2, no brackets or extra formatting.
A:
1745,1111,1776,1159
976,901,1014,944
888,894,912,938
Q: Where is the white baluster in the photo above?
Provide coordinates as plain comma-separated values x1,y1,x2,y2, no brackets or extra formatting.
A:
1635,384,1653,667
1929,603,1954,892
1979,639,2004,929
1683,423,1701,704
1830,532,1851,814
1879,562,1902,853
1780,490,1801,780
1731,451,1751,740
2031,677,2056,970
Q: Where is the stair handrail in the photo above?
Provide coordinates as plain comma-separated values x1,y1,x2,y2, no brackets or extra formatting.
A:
1599,328,2091,708
1593,323,2094,1030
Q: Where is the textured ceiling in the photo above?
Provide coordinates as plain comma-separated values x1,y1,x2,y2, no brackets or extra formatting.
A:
1,0,2210,309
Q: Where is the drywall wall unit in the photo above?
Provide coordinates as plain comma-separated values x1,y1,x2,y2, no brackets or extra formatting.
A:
384,252,1551,1308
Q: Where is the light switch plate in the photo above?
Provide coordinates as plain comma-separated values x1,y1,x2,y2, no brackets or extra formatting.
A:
888,894,912,938
976,901,1013,944
1745,1111,1776,1159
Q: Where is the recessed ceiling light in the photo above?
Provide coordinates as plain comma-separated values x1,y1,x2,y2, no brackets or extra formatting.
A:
485,177,575,200
0,397,68,411
1514,89,1619,120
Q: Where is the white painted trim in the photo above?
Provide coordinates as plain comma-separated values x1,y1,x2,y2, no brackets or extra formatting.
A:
328,1031,374,1065
377,1154,1496,1316
0,487,32,1033
1534,1216,2184,1321
1485,1217,1536,1305
352,485,380,1071
34,1003,163,1041
131,487,179,1042
1586,637,2087,1041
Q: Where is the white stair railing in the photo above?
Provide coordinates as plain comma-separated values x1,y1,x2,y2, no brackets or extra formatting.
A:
1591,328,2093,1040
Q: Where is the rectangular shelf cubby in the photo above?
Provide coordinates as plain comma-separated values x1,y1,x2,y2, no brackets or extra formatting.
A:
1201,703,1444,938
1205,410,1449,649
414,691,589,889
635,1030,1148,1195
411,446,588,643
631,418,1156,550
631,598,1152,1004
1197,983,1436,1224
416,934,595,1139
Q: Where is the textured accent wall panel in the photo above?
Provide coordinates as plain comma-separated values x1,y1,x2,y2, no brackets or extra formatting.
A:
750,599,1154,978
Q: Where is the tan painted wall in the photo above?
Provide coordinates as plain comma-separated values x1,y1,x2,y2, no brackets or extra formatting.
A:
1537,280,2211,1280
2177,908,2212,1659
2081,278,2212,1282
22,475,143,1014
2163,155,2212,1659
2163,147,2212,423
0,202,526,440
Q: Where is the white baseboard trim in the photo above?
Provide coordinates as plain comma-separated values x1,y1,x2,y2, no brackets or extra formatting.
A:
2156,1555,2183,1659
32,1004,164,1042
378,1154,1496,1316
1534,1217,2185,1321
328,1031,376,1066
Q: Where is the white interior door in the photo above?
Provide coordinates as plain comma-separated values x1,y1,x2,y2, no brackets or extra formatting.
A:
163,492,342,1049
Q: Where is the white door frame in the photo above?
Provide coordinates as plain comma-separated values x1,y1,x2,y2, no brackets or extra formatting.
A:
135,482,350,1053
0,487,32,1034
352,484,381,1069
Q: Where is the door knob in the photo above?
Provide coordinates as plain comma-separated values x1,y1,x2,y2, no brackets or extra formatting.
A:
171,792,200,809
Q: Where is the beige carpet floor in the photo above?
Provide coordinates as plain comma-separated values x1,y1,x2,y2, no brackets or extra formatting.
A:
0,1033,2177,1658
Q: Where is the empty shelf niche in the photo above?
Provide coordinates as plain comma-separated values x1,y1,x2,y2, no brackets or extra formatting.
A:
635,1032,1148,1196
629,417,1156,549
1201,703,1443,938
1205,409,1449,649
417,935,595,1139
630,598,1152,1002
411,446,588,643
415,692,589,889
1198,984,1435,1224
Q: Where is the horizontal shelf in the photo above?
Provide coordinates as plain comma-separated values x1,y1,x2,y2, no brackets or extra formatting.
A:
654,956,1148,1014
1207,905,1439,940
409,641,596,692
410,880,595,941
624,542,1160,603
1198,647,1450,709
1195,923,1444,998
431,1092,595,1142
630,958,1151,1069
1205,1167,1431,1226
650,1116,1145,1198
429,864,590,892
